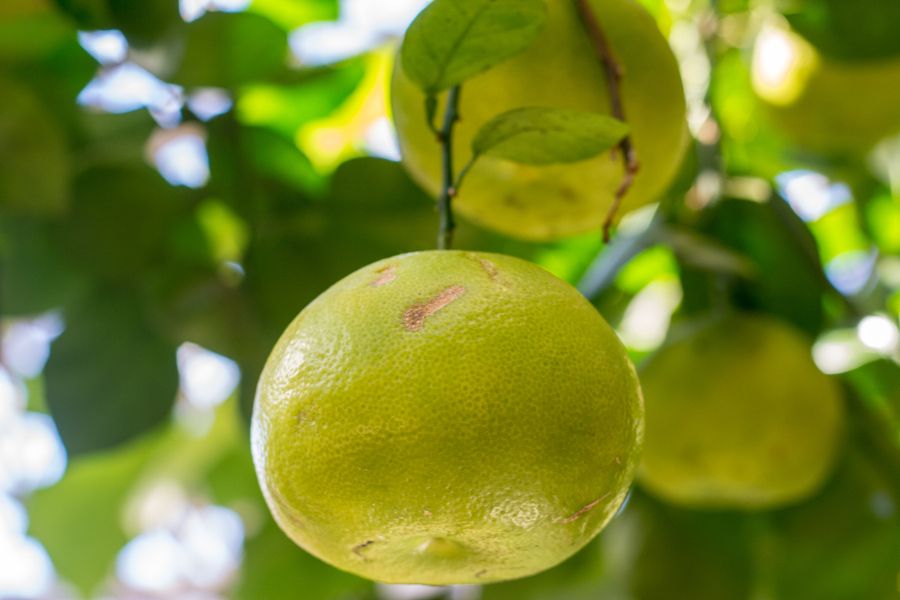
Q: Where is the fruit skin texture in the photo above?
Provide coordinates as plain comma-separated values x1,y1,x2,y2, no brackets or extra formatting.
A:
752,26,900,154
638,314,844,510
391,0,688,241
252,251,644,584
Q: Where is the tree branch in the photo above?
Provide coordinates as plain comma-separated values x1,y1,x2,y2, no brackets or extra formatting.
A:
574,0,640,242
435,86,462,250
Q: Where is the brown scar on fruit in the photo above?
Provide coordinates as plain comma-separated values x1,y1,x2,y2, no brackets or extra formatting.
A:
352,540,375,560
559,492,610,524
370,265,397,287
475,569,488,578
403,285,466,331
477,258,499,281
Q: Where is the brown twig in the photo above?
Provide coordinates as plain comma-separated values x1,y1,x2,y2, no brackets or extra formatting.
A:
574,0,640,242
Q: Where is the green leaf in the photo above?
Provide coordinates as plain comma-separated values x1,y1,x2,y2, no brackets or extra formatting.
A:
695,197,826,336
236,516,374,600
782,0,900,61
235,61,367,138
57,165,185,279
0,77,69,216
107,0,183,48
0,2,73,63
471,107,628,165
45,288,179,455
768,455,900,600
247,0,338,30
0,217,86,317
28,430,165,596
172,12,288,88
400,0,547,93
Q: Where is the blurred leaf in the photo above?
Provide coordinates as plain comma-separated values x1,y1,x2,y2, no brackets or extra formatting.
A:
45,288,178,454
400,0,547,94
149,269,265,365
0,217,85,316
173,12,288,88
844,359,900,417
863,192,900,254
58,165,185,279
245,127,328,196
28,430,164,596
626,494,754,600
0,77,70,216
768,455,900,599
808,202,871,264
0,0,73,63
696,198,826,335
711,51,801,178
781,0,900,61
615,245,679,294
52,0,112,29
245,157,436,335
236,516,374,600
482,536,609,600
108,0,183,48
236,61,367,138
662,226,756,278
471,107,628,166
247,0,338,30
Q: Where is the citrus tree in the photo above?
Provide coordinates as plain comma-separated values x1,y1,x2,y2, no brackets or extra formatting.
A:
0,0,898,599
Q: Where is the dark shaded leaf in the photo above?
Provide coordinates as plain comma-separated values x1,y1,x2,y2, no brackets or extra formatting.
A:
173,12,288,88
45,288,178,454
696,197,826,335
781,0,900,61
57,165,185,279
0,217,86,316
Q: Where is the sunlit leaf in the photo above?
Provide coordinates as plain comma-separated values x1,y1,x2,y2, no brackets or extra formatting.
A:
247,0,338,30
472,107,628,165
28,430,165,596
400,0,547,93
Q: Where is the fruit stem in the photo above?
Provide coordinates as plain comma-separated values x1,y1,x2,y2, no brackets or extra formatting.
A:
574,0,640,243
436,85,462,250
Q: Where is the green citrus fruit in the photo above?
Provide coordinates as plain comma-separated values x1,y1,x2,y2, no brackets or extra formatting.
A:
251,250,644,584
752,25,900,154
390,0,688,241
638,313,844,509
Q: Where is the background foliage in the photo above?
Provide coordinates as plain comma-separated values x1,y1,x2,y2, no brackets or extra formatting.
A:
0,0,899,598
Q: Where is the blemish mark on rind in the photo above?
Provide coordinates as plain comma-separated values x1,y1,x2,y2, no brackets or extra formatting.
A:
403,285,466,331
370,265,397,287
559,492,610,524
352,540,375,560
478,258,499,281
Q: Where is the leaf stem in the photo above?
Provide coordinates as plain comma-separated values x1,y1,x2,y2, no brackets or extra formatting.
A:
435,85,462,250
574,0,640,242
